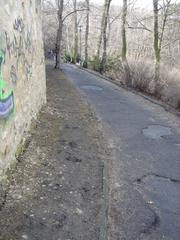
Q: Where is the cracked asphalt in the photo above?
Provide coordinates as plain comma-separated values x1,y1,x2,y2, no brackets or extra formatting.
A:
0,63,180,240
63,64,180,240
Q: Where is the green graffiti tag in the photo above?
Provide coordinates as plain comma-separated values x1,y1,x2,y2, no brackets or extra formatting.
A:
0,49,14,118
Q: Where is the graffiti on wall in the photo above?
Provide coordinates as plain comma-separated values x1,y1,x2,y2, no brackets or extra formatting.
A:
5,16,33,85
13,17,25,33
10,65,18,85
0,50,14,119
0,11,35,119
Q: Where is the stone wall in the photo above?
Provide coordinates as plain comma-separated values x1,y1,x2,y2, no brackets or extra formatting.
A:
0,0,46,174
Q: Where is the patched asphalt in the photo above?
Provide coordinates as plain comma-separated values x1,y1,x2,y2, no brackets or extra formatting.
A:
1,63,180,240
63,64,180,240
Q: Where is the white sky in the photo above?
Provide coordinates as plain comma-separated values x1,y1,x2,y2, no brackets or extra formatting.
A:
91,0,154,10
91,0,179,10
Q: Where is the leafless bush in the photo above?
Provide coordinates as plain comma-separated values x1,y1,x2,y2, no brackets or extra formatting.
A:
129,58,155,95
107,58,180,110
161,67,180,109
106,59,124,82
107,58,156,93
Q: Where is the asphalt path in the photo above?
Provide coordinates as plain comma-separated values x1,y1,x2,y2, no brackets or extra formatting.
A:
63,64,180,240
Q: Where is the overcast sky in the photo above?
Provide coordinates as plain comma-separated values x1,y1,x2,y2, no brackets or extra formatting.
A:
91,0,153,10
91,0,179,10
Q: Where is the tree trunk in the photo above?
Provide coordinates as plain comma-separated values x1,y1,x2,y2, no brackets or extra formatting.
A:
97,4,106,60
153,0,171,96
100,0,112,73
84,0,90,68
55,0,64,69
73,0,78,64
121,0,131,86
153,0,160,89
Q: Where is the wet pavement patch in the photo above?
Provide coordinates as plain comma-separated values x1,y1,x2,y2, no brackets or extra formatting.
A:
142,125,172,139
80,85,103,91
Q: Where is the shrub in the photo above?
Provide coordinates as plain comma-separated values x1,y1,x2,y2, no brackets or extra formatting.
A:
89,55,101,72
106,55,122,71
105,58,124,81
65,53,82,64
83,61,88,68
76,53,81,63
106,57,180,110
64,53,72,63
160,67,180,109
129,58,155,95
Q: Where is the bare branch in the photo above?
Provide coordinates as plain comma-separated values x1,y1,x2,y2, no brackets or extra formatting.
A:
62,8,88,22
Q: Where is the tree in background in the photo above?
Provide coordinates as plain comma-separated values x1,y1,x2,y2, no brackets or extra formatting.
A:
99,0,112,73
42,0,180,108
73,0,79,63
153,0,172,96
96,3,105,60
121,0,131,86
55,0,64,69
84,0,90,68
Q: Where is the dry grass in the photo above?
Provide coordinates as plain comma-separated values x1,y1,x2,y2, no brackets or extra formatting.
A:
129,58,155,95
161,67,180,109
107,58,180,110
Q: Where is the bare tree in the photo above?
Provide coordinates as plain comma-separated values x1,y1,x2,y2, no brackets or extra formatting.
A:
55,0,64,69
121,0,131,85
100,0,112,73
153,0,172,94
73,0,79,63
43,0,180,76
97,5,105,59
153,0,160,92
84,0,90,67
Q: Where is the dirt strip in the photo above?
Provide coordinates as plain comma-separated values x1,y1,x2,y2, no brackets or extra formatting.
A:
0,64,111,240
